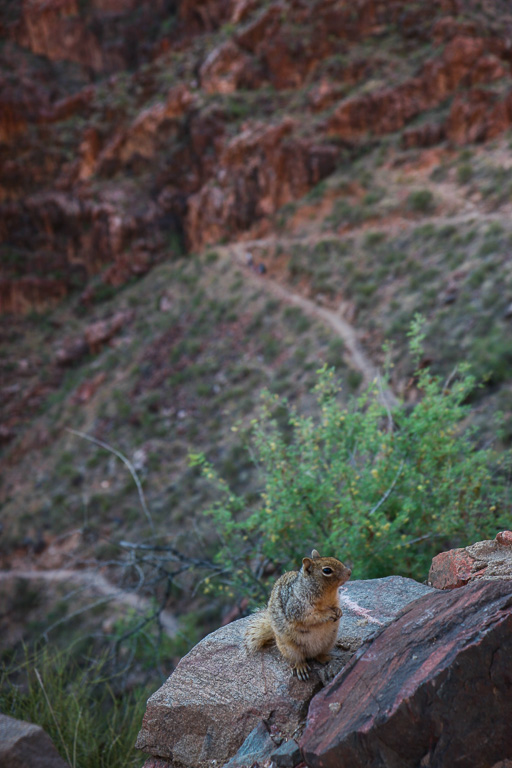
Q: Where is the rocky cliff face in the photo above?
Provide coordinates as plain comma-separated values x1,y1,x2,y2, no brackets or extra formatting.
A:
3,0,512,313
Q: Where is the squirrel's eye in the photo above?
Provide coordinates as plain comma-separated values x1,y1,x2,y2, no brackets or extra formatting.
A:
322,567,333,575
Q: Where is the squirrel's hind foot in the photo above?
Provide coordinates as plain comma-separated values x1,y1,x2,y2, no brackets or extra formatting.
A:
293,662,311,681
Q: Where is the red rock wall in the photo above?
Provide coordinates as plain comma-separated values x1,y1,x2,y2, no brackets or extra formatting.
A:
2,0,512,312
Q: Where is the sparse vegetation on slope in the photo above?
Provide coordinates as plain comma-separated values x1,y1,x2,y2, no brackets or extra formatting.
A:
0,645,150,768
193,321,511,602
3,0,512,759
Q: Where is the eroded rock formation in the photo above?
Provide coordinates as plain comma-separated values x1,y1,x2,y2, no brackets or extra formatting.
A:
428,531,512,589
3,0,512,313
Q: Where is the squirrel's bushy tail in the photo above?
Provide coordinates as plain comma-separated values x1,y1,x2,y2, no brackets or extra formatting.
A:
244,609,274,651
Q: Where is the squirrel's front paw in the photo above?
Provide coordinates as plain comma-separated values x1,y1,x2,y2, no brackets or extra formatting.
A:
293,662,311,681
330,606,342,621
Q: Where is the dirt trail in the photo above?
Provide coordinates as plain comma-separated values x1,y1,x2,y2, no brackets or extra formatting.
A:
215,197,512,409
0,568,179,636
1,234,398,627
217,240,399,408
5,196,504,625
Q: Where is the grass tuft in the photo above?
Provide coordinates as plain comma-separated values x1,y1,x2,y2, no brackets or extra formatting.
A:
0,645,151,768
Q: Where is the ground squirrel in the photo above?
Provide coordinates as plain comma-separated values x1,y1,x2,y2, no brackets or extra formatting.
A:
245,550,351,680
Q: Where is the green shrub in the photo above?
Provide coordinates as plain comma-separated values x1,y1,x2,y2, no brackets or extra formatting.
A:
325,337,345,369
191,319,509,602
457,163,473,185
328,199,365,227
306,181,327,202
407,189,435,213
471,329,512,386
283,306,311,334
362,188,385,206
224,95,252,120
363,231,387,249
261,333,281,362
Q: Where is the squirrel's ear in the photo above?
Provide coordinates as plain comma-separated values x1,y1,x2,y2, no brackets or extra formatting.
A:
311,549,320,559
302,557,313,573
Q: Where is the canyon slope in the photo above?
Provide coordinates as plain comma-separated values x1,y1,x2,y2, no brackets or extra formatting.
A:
2,0,512,653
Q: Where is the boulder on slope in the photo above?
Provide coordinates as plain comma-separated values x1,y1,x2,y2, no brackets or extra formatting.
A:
0,713,70,768
136,576,432,768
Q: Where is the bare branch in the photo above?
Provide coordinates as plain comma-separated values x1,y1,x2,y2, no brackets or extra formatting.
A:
66,428,154,532
368,460,404,517
442,366,459,393
117,539,220,572
42,594,126,639
377,373,395,434
395,532,441,548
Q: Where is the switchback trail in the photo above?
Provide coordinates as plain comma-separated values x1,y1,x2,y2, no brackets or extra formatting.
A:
217,239,399,408
215,200,511,409
0,568,179,636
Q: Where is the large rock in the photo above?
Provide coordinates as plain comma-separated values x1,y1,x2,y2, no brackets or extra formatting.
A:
84,310,134,353
301,580,512,768
16,0,104,72
335,575,432,656
446,88,512,145
0,277,69,315
13,0,175,74
0,713,69,768
428,531,512,589
199,41,253,94
184,119,338,251
95,85,195,173
136,614,314,768
328,35,505,142
136,576,432,768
